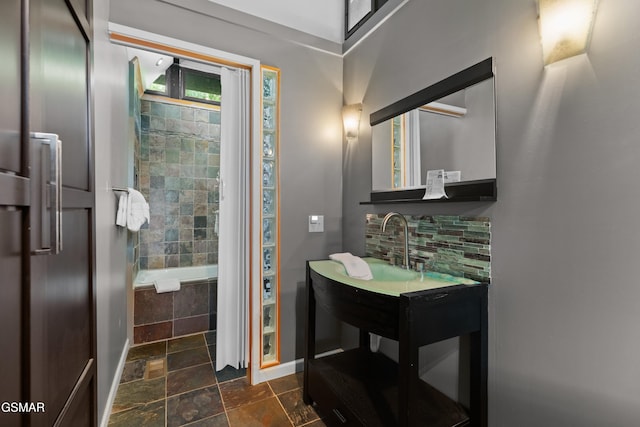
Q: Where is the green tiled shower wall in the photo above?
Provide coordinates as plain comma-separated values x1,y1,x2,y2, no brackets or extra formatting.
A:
365,214,491,282
138,97,221,270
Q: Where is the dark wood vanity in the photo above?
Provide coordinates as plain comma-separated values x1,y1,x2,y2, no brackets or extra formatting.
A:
304,261,488,426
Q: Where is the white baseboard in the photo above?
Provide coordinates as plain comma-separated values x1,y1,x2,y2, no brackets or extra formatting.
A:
252,348,343,384
99,338,129,427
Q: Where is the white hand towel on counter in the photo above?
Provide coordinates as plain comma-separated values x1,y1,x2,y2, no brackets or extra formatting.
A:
329,252,373,280
115,194,128,227
154,278,181,293
126,187,150,232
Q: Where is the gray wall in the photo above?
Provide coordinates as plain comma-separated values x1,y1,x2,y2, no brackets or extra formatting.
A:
94,0,130,423
343,0,640,425
419,79,496,183
110,0,344,362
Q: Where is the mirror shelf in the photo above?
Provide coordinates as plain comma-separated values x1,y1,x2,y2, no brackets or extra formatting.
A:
361,178,496,205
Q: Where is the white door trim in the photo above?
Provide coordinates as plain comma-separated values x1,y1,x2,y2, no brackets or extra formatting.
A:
108,23,265,384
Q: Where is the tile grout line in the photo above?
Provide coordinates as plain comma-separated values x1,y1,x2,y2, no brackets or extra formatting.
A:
168,333,220,425
269,382,297,427
204,334,230,425
164,339,168,427
115,333,321,427
109,396,167,417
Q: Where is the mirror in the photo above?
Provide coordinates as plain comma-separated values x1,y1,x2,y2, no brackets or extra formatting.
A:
368,58,497,202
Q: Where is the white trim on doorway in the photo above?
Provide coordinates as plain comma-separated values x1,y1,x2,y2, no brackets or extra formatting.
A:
107,23,265,385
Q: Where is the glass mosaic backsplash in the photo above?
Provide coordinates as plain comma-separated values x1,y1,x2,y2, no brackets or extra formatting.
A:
365,214,491,283
138,97,221,270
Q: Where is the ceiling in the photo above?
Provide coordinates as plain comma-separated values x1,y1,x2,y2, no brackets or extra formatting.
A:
207,0,344,43
128,0,345,89
127,47,173,90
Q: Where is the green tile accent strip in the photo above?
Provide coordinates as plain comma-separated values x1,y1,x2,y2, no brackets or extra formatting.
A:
366,214,491,282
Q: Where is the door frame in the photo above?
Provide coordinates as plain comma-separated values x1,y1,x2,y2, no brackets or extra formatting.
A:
107,24,267,384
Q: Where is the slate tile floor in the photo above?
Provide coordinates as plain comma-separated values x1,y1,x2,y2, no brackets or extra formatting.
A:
108,331,328,427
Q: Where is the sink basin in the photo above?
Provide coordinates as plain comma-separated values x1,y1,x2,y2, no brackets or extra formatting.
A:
367,263,419,281
310,257,478,297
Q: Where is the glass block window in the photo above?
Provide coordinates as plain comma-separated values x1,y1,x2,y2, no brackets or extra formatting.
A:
260,65,280,367
392,115,405,188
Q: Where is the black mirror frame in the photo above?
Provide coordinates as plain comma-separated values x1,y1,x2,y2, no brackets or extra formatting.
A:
364,57,497,204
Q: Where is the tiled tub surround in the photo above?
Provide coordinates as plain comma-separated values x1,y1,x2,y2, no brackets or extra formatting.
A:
138,97,221,270
365,214,491,283
134,280,218,344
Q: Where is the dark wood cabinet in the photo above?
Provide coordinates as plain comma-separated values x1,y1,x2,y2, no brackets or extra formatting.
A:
0,0,22,174
304,261,488,427
0,211,24,427
0,1,96,426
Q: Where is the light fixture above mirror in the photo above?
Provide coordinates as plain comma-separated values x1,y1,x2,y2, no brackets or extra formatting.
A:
538,0,598,65
343,103,363,143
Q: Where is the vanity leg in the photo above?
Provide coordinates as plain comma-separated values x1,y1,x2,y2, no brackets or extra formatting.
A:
469,290,488,427
303,263,316,405
359,329,370,352
398,297,418,427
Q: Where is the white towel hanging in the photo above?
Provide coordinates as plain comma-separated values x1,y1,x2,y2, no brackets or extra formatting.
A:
126,187,150,232
115,194,128,227
154,278,180,293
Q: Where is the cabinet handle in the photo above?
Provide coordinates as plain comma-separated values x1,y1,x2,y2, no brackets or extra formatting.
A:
31,132,62,255
332,408,347,424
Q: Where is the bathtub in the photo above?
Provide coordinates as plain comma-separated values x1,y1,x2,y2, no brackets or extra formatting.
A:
133,264,219,343
134,265,218,288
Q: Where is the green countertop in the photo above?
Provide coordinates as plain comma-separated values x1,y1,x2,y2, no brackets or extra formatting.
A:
309,257,478,297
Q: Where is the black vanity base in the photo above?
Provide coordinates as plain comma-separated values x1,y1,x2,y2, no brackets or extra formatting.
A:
304,261,488,427
307,348,469,427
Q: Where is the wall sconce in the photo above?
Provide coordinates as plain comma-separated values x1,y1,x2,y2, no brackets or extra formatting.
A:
538,0,598,65
342,103,363,142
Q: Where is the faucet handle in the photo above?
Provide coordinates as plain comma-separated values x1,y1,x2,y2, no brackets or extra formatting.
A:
390,254,403,267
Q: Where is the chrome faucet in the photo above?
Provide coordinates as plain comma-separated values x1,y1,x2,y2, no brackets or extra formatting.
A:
381,212,410,270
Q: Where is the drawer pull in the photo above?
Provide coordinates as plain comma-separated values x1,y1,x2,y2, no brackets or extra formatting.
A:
333,408,347,423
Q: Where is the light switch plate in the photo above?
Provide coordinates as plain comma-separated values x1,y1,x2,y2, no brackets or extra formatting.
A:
308,215,324,233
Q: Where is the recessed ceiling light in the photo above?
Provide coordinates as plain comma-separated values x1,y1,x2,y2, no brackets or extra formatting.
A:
155,57,164,67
